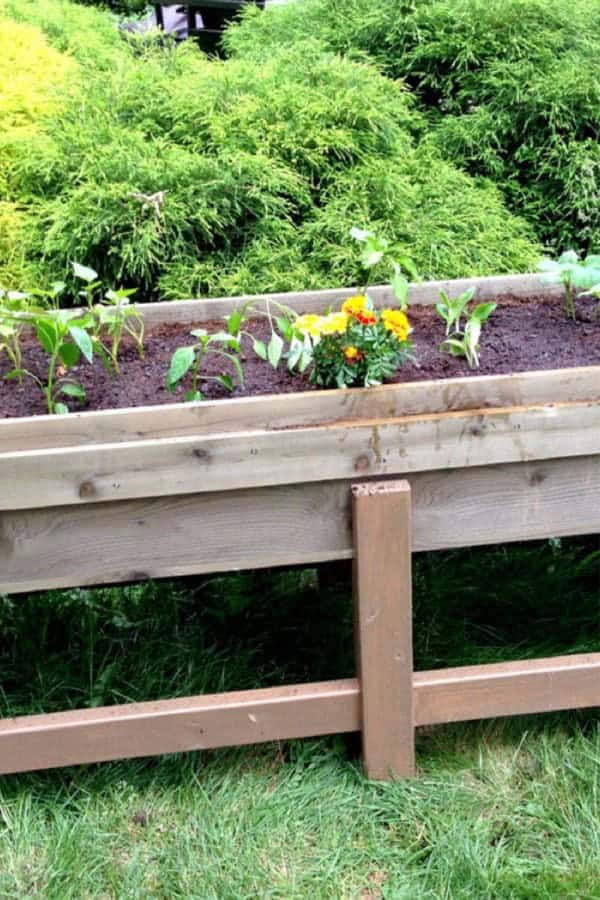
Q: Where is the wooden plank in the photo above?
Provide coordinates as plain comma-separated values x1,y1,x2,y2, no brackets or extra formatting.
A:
2,454,599,595
136,273,560,327
0,679,360,774
2,365,598,452
1,401,598,511
353,481,414,779
414,654,600,726
1,651,597,774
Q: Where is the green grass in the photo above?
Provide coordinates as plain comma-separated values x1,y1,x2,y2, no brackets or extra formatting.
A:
0,538,598,897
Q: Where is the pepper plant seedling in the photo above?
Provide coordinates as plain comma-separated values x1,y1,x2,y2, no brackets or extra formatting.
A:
72,263,144,374
166,328,244,401
4,308,94,414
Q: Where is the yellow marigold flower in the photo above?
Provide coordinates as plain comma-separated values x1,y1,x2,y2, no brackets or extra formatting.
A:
341,294,367,316
295,313,325,338
344,345,361,361
381,309,411,341
320,311,349,335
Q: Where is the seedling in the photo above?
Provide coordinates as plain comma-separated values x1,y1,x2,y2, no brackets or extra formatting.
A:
537,251,600,320
72,263,145,374
438,293,496,369
0,289,30,376
4,308,94,414
350,226,419,310
166,329,244,401
435,287,476,336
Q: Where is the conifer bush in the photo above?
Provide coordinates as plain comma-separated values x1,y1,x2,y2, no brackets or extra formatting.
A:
1,0,540,299
226,0,600,254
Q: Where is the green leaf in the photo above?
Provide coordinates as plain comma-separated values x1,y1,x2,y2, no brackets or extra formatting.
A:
267,332,284,368
166,346,195,391
275,315,294,342
226,309,244,337
58,382,86,400
391,272,409,308
253,338,267,360
4,368,28,381
471,302,497,322
69,325,94,363
361,248,383,268
435,302,450,321
184,390,204,402
53,402,70,415
287,338,303,371
72,262,98,283
59,342,81,368
537,259,560,273
36,319,60,354
215,374,234,392
558,250,579,266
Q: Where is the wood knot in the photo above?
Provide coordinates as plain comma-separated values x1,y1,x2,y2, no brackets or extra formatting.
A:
354,454,371,472
79,480,96,499
193,448,210,460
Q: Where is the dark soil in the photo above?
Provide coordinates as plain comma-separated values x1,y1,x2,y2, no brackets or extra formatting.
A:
1,294,598,418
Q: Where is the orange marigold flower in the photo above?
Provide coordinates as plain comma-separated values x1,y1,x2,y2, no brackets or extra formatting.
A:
356,309,377,326
341,294,367,316
344,345,362,361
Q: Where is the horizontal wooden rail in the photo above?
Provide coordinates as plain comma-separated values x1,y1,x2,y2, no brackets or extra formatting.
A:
1,654,598,774
2,455,598,595
2,366,597,452
0,680,360,774
1,401,598,512
414,653,600,726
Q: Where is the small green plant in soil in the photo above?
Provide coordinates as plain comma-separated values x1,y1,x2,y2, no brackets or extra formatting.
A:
438,290,496,369
537,251,600,320
349,226,419,310
3,307,94,414
166,327,244,402
73,263,144,374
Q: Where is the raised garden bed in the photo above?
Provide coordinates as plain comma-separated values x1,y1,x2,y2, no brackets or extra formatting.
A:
0,272,599,778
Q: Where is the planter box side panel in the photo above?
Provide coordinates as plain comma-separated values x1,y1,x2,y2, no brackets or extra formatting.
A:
2,454,598,595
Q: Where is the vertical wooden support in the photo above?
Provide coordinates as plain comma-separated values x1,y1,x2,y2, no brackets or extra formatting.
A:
352,480,415,780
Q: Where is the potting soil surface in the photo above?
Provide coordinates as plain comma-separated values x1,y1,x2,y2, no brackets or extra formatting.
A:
1,294,598,418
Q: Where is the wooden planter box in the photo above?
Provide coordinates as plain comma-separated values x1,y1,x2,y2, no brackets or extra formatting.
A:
1,273,599,778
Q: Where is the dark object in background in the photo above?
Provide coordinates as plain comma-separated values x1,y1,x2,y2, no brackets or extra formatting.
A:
120,1,265,52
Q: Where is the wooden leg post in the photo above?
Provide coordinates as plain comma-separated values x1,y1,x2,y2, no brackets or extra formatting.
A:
352,480,415,780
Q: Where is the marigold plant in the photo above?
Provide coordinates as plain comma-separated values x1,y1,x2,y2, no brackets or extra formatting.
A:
294,294,413,388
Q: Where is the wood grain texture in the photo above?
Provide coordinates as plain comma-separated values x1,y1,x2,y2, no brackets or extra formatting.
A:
2,401,598,511
2,455,598,595
0,679,360,774
1,652,597,773
2,366,598,452
353,481,414,779
414,654,600,725
136,273,561,327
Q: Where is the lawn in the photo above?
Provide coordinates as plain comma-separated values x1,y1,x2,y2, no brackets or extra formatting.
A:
0,541,598,898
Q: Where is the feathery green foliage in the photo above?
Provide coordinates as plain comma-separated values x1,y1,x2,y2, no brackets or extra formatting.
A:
1,0,539,300
227,0,600,254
